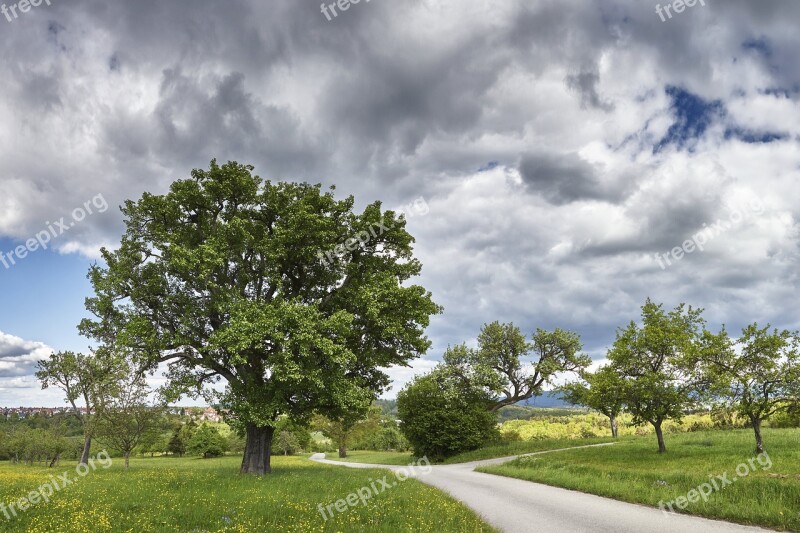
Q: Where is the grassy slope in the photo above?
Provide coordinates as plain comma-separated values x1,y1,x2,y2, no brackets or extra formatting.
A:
442,436,616,464
324,450,417,465
0,455,495,532
325,438,617,466
478,428,800,531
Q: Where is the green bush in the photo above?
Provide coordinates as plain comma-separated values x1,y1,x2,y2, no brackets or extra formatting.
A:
397,370,499,462
768,407,800,428
354,424,411,452
187,424,228,458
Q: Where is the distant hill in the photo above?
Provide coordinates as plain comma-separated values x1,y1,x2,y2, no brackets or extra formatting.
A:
517,391,570,408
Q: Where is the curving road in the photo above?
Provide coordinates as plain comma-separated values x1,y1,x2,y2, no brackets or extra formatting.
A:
310,444,771,533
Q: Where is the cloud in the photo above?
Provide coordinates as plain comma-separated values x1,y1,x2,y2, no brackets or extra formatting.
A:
518,151,610,205
2,0,800,403
566,70,614,112
0,332,53,378
0,377,40,390
380,358,440,399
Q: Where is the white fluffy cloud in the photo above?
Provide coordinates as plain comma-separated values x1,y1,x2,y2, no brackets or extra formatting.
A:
0,331,53,378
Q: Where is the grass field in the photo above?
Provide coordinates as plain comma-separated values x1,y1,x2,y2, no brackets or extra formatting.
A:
325,437,616,466
0,455,495,532
325,451,417,465
478,428,800,531
442,436,616,464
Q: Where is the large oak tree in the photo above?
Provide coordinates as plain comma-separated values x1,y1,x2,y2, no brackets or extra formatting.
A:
79,160,440,474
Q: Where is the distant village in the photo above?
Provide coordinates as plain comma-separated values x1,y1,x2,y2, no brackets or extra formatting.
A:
1,406,223,422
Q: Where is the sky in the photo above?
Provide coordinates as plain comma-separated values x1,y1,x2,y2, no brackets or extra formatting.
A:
1,0,800,406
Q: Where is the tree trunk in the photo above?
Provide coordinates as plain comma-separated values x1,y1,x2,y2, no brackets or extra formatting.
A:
610,415,618,439
653,420,666,453
338,445,347,459
751,415,764,454
80,435,92,465
240,424,274,475
124,452,131,470
49,453,60,468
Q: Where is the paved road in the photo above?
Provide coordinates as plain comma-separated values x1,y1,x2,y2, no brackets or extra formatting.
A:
310,445,771,533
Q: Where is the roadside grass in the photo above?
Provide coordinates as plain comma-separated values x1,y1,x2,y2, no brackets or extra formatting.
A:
442,436,616,464
325,437,615,466
324,438,617,466
477,428,800,531
323,450,417,465
0,455,495,532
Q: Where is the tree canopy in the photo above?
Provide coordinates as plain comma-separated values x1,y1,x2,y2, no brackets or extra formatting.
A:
559,365,626,437
35,350,126,465
703,323,800,454
608,299,706,453
443,322,589,411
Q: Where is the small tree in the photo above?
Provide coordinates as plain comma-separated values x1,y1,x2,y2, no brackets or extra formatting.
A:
397,368,499,461
355,420,410,451
274,431,301,456
703,324,800,454
269,416,313,452
97,369,162,470
313,405,382,458
608,299,705,453
138,427,168,457
167,425,190,457
188,424,228,458
559,366,626,437
443,322,590,411
36,351,125,465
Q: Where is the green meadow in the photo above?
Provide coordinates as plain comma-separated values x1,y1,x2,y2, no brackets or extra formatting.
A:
0,456,494,533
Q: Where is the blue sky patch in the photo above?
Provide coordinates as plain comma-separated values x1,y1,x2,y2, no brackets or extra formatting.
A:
654,86,724,153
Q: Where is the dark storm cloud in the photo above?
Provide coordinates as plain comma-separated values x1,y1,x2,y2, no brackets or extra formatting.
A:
566,71,615,112
519,152,608,205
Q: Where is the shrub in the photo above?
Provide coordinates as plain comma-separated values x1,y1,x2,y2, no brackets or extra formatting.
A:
355,424,411,452
769,407,800,428
397,370,499,461
187,424,228,458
